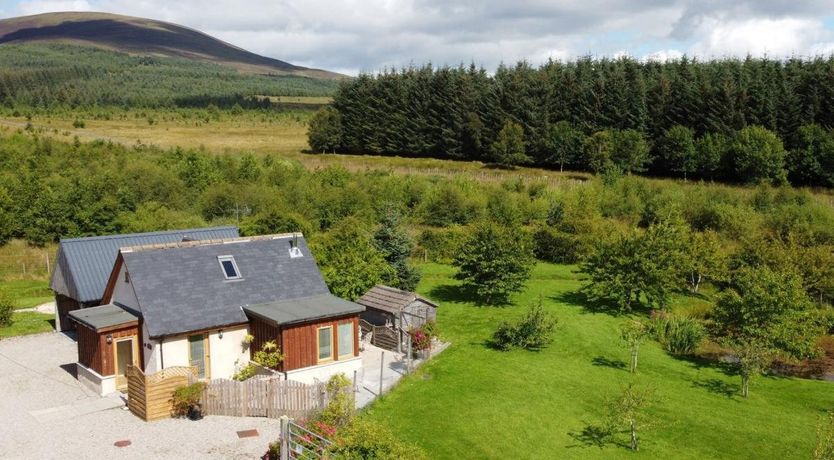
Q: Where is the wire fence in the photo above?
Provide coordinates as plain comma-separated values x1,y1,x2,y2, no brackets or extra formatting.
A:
0,252,53,279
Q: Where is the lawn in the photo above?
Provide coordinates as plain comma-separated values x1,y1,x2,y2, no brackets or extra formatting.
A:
363,263,833,459
0,279,53,309
0,311,54,339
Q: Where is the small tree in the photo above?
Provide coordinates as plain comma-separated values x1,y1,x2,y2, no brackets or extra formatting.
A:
453,222,534,305
607,384,654,452
730,125,788,185
620,320,647,373
583,131,615,173
695,132,728,180
546,121,585,172
307,107,343,153
728,338,773,399
611,129,651,175
660,125,697,180
491,121,530,167
684,230,726,293
373,205,421,291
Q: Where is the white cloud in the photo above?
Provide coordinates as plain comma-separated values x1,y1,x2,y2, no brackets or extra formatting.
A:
689,17,827,58
642,49,684,62
18,0,92,15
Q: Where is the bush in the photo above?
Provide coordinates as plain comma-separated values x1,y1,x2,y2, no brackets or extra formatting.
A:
326,419,427,460
492,299,557,351
72,118,85,128
232,363,256,381
0,291,13,327
532,226,586,263
417,225,470,263
171,382,206,418
316,373,355,428
253,341,284,369
647,312,705,355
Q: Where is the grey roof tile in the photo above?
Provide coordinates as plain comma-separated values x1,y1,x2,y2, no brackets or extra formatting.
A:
50,226,239,303
122,235,335,338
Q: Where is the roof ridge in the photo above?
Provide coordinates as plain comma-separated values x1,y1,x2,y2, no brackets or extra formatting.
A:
120,233,304,253
59,226,239,244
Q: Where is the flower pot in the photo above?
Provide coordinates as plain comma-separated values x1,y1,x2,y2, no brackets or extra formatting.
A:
187,403,203,421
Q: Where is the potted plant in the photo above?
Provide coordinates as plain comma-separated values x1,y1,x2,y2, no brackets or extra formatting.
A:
172,382,206,420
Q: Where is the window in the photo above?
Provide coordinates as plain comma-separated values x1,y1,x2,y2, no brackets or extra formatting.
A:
123,270,129,283
338,322,354,358
217,255,242,280
318,326,333,362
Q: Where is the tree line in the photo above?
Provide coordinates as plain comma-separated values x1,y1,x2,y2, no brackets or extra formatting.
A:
309,57,834,186
0,43,338,108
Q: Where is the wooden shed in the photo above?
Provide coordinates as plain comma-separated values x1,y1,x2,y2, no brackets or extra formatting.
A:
357,285,438,331
69,304,141,395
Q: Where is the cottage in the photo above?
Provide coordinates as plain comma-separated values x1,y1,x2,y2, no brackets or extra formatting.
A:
69,233,364,396
357,285,438,331
50,226,239,331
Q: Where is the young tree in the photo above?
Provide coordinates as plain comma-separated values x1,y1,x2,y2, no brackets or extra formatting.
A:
307,107,343,153
583,131,615,173
314,218,396,300
611,129,651,175
546,121,585,172
684,230,726,293
607,384,654,452
620,319,647,373
695,132,728,180
453,222,535,304
729,125,788,185
659,125,697,180
373,206,421,292
728,337,773,399
490,121,530,167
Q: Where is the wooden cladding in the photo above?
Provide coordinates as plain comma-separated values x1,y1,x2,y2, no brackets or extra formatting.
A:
127,365,196,421
249,314,360,372
74,322,139,376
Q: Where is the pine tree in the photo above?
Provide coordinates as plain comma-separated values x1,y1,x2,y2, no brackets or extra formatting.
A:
373,206,421,292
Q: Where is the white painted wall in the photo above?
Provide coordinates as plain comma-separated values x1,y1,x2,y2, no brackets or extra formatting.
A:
76,362,116,396
208,326,250,379
285,356,363,385
146,325,250,379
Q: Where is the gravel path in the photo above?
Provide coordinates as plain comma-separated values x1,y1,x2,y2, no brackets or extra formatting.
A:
0,332,280,459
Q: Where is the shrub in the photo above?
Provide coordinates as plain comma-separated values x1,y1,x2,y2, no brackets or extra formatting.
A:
232,363,256,381
647,312,706,355
532,226,585,263
171,382,206,417
316,373,355,428
0,291,13,327
492,299,557,351
408,321,437,351
326,419,427,460
72,118,85,128
417,225,470,263
253,340,284,369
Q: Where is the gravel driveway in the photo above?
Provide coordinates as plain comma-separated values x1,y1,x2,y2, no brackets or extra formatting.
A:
0,332,280,459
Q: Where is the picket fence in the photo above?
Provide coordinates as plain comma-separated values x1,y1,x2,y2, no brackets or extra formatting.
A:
201,376,327,419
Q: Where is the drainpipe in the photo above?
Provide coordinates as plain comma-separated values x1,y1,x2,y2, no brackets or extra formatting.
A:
159,338,164,370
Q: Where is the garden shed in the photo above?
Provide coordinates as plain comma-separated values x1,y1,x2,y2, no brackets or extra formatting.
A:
357,285,438,331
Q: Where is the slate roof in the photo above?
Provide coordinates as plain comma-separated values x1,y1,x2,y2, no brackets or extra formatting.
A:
50,226,239,303
356,285,438,315
120,235,343,338
244,294,365,327
68,304,139,331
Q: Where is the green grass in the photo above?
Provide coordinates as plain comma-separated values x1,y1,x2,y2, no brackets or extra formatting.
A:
0,311,54,339
0,279,53,309
363,263,831,459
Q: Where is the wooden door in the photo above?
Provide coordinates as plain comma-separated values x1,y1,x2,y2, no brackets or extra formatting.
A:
188,333,211,379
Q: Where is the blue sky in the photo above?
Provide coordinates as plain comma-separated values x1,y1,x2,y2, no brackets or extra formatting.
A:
2,1,834,75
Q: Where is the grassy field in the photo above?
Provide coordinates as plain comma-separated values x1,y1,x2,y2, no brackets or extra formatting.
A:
0,279,52,309
0,110,592,187
363,263,832,459
0,312,54,339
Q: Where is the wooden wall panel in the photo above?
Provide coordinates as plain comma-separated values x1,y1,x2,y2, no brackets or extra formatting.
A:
277,314,360,372
76,325,101,374
99,326,139,376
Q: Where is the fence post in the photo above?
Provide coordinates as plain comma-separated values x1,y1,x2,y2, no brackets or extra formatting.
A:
279,416,290,460
45,253,50,275
353,369,357,394
379,351,384,396
406,333,412,374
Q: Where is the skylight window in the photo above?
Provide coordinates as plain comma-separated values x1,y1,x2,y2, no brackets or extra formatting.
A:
218,255,242,280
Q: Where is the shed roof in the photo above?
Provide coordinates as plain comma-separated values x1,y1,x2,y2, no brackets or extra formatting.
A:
243,293,364,327
68,303,138,331
50,226,239,303
118,234,334,338
356,285,438,315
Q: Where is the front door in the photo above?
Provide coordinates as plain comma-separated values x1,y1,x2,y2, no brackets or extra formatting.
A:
114,337,136,390
189,334,210,379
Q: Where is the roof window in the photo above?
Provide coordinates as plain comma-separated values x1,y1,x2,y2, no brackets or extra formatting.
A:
218,255,242,280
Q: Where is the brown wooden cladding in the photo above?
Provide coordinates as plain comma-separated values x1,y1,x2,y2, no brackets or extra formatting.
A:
56,294,81,332
279,314,360,372
249,316,281,363
75,322,139,376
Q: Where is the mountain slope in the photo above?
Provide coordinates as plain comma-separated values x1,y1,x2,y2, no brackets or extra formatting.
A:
0,12,343,80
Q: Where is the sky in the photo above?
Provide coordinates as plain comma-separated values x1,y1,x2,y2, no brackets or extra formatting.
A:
1,0,834,75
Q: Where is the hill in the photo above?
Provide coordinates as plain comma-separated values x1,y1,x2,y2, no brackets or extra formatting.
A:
0,12,343,80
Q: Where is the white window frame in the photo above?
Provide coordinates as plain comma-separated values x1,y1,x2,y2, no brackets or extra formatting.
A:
217,255,242,280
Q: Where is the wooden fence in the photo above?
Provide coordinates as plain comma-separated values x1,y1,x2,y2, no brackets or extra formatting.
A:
127,365,197,421
360,320,401,352
201,376,327,419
